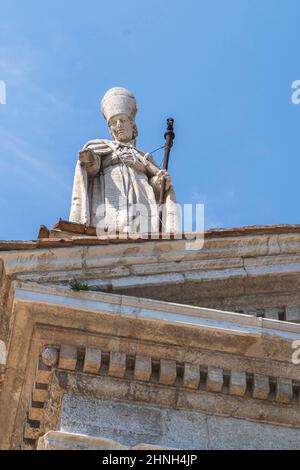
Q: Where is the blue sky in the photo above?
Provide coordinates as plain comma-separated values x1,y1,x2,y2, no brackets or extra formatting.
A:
0,0,299,240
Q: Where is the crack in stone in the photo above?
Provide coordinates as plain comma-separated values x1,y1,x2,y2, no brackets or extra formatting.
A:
241,257,249,297
276,235,282,255
81,246,88,272
205,415,211,450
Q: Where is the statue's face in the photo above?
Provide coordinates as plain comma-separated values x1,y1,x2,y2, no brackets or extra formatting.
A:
109,114,134,142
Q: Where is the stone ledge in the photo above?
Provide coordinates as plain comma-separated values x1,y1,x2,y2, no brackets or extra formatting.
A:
37,430,171,450
37,431,129,450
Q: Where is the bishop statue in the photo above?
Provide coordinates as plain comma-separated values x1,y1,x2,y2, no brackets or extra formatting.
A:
69,87,180,236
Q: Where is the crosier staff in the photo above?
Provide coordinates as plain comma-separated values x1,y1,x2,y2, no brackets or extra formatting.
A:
159,118,175,233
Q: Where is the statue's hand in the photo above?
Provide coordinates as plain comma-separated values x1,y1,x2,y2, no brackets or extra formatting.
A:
154,169,172,191
78,148,98,166
78,148,101,175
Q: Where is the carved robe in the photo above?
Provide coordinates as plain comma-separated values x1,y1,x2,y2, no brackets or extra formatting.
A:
69,139,180,235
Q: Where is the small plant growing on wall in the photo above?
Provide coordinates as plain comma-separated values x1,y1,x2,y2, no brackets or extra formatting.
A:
69,278,89,292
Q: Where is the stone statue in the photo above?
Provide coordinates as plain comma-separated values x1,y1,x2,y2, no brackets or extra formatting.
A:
69,87,180,236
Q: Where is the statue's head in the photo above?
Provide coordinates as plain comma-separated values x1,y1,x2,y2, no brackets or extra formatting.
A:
101,87,138,143
108,114,138,143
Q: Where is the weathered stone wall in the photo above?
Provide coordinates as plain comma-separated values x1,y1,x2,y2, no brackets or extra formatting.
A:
60,394,300,450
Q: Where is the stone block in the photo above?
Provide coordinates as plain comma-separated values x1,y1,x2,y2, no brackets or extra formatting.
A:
58,345,77,370
286,306,300,322
264,307,281,320
24,426,42,440
275,378,293,404
35,370,52,384
29,407,44,421
252,374,269,400
108,351,126,378
134,355,152,382
252,374,270,400
183,363,200,389
229,371,246,396
159,359,177,386
83,347,101,374
32,389,49,403
207,367,223,393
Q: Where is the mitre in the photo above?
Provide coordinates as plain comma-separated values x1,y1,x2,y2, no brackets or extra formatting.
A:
101,87,138,123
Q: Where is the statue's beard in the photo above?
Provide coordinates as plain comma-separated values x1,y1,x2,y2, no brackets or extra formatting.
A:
116,130,128,140
111,131,135,145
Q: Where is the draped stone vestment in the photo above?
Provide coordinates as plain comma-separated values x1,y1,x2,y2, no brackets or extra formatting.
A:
69,139,180,235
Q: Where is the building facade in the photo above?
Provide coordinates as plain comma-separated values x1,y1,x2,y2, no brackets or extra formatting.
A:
1,224,300,449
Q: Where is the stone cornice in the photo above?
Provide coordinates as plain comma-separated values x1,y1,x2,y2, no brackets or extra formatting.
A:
2,223,300,252
12,282,300,342
0,231,300,280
